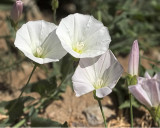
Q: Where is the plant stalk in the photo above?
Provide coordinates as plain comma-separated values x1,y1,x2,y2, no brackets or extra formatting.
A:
97,99,107,128
53,9,57,24
130,93,133,128
18,64,37,98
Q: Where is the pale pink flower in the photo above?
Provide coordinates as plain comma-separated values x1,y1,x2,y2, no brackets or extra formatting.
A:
129,72,160,107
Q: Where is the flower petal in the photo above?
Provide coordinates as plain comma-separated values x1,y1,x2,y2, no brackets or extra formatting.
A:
41,29,67,60
72,52,101,96
78,55,100,84
141,79,160,107
22,51,58,64
72,57,98,88
26,20,57,47
153,72,160,80
78,50,117,80
72,81,94,97
102,50,123,89
15,23,33,52
129,84,152,107
96,86,112,98
144,72,151,79
137,77,146,85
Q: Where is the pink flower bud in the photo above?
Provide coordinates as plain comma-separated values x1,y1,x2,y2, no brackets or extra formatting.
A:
10,0,23,23
128,40,139,76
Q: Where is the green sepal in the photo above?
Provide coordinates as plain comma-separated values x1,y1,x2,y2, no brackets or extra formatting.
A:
93,90,103,101
32,62,40,67
126,74,137,86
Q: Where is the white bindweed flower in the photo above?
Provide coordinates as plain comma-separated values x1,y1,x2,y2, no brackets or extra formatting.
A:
72,50,123,98
14,20,67,64
56,13,111,58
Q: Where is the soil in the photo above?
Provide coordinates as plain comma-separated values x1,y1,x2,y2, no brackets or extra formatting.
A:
0,1,160,127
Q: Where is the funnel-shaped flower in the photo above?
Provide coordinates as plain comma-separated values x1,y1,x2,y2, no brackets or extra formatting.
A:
72,50,123,98
14,20,67,64
129,72,160,107
56,13,111,58
128,40,139,76
10,0,23,23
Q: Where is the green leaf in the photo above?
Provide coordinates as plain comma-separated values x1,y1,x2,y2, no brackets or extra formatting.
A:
31,115,68,127
139,64,146,76
52,62,62,77
24,76,57,97
0,96,34,122
60,54,74,79
119,98,140,109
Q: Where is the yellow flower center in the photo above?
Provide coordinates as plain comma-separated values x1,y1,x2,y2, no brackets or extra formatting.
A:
72,42,85,54
93,78,104,89
33,46,44,58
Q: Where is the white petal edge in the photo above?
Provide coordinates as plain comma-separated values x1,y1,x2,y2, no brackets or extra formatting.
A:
72,81,94,97
22,50,59,64
102,50,123,89
72,59,96,96
25,20,57,47
41,29,67,60
96,86,112,98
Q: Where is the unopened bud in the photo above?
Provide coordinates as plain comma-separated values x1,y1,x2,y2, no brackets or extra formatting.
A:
10,0,23,24
51,0,59,11
128,40,139,76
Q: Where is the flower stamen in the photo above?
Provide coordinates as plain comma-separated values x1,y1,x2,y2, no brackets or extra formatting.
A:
73,42,85,54
33,46,44,58
94,78,104,89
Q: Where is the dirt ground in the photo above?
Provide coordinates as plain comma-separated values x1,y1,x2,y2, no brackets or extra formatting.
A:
0,2,160,127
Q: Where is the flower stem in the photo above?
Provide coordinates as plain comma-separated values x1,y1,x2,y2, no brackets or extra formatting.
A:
53,9,57,24
129,93,133,128
18,64,37,98
97,99,107,128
